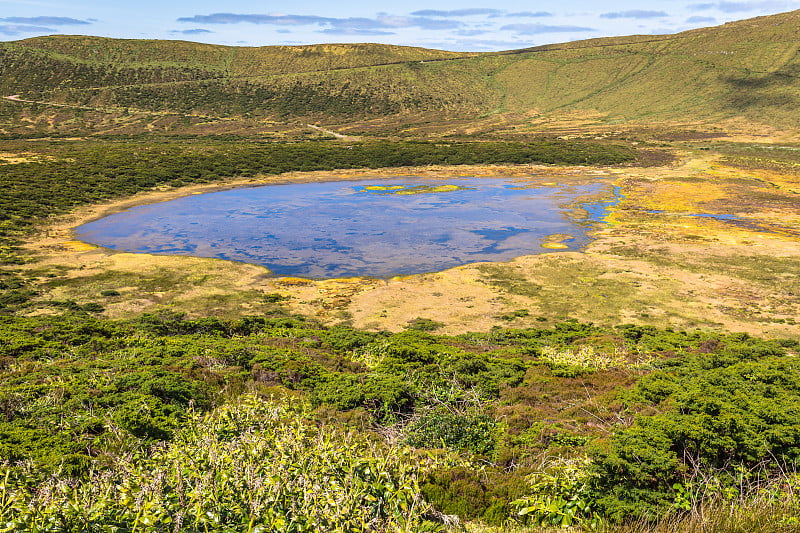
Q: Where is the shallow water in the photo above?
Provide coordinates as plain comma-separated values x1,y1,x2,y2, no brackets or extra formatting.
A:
76,176,616,278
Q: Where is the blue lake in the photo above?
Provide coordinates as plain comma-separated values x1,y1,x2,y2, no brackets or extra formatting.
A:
75,176,616,278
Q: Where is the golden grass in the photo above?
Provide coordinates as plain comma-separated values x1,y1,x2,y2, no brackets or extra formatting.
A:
0,152,36,164
59,240,97,252
15,153,799,339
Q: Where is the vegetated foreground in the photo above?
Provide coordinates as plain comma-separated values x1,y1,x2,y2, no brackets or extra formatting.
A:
1,10,800,530
0,134,798,531
1,312,799,530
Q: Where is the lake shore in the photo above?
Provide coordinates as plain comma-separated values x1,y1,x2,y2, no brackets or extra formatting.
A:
72,172,615,279
62,162,613,232
19,154,800,339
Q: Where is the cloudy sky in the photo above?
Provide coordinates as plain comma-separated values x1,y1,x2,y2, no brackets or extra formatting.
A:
1,0,799,51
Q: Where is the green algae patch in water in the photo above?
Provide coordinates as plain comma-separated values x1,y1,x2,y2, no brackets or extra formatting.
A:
358,184,473,195
362,185,405,192
75,176,617,279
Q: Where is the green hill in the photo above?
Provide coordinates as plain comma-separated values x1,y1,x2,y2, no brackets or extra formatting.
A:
2,11,800,532
494,10,800,128
9,35,471,77
1,10,799,134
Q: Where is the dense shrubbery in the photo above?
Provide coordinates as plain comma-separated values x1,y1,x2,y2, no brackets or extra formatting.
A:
403,407,497,456
593,353,800,520
0,46,223,95
98,79,411,117
0,395,450,532
1,310,798,528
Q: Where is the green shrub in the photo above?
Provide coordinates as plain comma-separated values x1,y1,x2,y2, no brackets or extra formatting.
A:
0,395,450,532
310,372,414,424
403,406,497,456
405,318,445,331
421,466,529,526
592,356,800,520
512,457,603,528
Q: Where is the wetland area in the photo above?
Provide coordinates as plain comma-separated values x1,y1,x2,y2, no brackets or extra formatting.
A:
24,153,798,339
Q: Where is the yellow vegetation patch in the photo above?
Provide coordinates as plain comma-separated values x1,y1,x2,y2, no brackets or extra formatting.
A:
349,267,504,334
60,240,97,252
541,233,574,249
363,185,404,191
636,179,729,212
539,344,650,369
397,184,469,194
0,152,54,164
361,184,472,195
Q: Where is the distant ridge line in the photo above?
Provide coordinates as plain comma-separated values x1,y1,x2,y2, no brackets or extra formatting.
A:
4,9,800,133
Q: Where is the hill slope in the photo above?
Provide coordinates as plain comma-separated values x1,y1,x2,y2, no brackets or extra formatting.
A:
495,10,800,129
1,10,799,135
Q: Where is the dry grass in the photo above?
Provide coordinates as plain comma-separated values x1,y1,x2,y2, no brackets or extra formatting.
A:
463,489,800,532
603,496,800,533
18,152,800,339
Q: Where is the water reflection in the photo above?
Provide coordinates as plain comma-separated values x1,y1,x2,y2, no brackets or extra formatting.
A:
76,176,615,278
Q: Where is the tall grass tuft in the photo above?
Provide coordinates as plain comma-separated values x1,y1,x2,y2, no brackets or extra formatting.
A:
602,480,800,533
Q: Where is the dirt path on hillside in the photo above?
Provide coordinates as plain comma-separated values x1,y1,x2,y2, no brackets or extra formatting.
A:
3,94,225,121
5,94,122,112
306,124,360,141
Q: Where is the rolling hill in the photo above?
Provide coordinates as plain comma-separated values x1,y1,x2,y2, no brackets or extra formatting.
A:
2,9,800,532
1,9,799,136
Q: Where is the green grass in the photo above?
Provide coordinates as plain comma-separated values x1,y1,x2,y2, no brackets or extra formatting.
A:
4,10,800,131
476,264,543,298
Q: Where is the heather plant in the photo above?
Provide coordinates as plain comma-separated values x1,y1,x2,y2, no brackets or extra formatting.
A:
402,404,498,457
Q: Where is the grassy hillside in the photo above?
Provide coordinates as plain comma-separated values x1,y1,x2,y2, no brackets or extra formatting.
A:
0,37,480,126
2,10,799,134
0,37,471,95
493,10,800,128
14,36,470,74
56,60,501,119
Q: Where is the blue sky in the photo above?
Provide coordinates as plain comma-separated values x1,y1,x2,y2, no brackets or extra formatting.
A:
1,0,799,51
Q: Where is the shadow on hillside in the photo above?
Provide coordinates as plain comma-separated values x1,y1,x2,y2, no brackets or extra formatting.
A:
721,61,800,111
